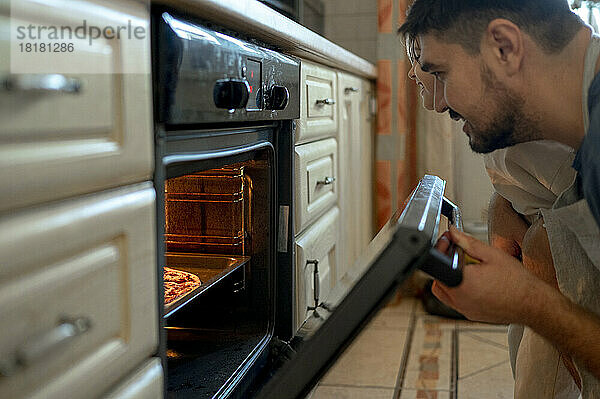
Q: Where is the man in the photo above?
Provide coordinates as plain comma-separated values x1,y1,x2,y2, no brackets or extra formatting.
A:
399,0,600,397
407,35,581,397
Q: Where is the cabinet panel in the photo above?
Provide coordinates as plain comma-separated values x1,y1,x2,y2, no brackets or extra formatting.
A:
0,183,158,399
104,358,163,399
295,138,338,235
296,60,338,144
0,0,153,211
337,72,374,280
295,207,339,330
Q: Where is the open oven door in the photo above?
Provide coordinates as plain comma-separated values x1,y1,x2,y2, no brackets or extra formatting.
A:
251,174,465,399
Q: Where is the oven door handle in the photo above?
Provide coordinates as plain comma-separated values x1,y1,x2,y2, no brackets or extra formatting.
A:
397,175,464,287
418,197,464,287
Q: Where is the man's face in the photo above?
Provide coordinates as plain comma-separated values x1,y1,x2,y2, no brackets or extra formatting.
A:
407,39,446,112
418,33,540,153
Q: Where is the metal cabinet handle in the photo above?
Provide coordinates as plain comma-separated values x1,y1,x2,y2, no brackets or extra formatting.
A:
0,316,91,377
3,74,82,94
317,177,336,186
315,98,335,106
306,259,320,313
344,87,359,94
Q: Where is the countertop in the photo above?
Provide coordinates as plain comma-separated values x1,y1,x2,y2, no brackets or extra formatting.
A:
152,0,377,79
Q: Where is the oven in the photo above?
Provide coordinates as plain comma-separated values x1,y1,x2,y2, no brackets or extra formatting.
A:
152,10,298,398
152,9,465,399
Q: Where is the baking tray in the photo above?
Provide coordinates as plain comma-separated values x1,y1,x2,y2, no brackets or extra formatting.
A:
164,253,251,318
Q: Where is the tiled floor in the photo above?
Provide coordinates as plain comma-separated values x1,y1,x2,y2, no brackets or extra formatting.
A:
311,296,513,398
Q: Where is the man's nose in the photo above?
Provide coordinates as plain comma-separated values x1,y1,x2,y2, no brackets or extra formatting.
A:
408,64,417,81
434,82,448,113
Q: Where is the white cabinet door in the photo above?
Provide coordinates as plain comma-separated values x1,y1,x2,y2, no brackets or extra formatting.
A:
295,138,338,235
104,358,163,399
296,60,338,144
0,0,153,211
295,207,339,330
0,183,158,399
337,72,374,280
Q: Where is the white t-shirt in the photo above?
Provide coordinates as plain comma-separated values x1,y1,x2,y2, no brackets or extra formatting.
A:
483,140,576,219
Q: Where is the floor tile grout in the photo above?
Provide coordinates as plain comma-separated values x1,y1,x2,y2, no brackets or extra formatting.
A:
393,298,417,399
317,383,396,389
458,359,510,381
455,326,508,333
312,298,514,399
451,326,459,399
460,331,509,350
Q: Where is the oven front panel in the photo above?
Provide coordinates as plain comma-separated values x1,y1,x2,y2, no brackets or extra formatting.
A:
153,11,300,125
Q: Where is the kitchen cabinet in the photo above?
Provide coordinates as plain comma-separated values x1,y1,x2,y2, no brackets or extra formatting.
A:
103,358,163,399
0,0,153,212
0,183,158,399
294,60,374,332
296,60,338,144
295,207,340,328
0,1,159,397
294,61,340,331
294,138,338,235
336,72,374,280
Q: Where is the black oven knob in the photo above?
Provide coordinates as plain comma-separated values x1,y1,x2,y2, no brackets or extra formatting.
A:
213,79,250,109
265,85,289,110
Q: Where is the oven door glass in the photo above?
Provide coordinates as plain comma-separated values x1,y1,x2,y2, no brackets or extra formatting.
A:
251,175,464,399
162,141,276,398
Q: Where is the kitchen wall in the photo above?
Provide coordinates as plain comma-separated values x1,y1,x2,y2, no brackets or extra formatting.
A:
322,0,378,63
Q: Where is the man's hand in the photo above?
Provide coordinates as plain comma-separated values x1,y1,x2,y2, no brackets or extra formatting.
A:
431,227,542,324
431,227,600,380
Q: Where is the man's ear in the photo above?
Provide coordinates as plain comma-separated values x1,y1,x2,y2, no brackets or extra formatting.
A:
482,18,524,77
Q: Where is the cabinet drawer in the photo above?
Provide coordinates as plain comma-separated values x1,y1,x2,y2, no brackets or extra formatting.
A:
295,207,339,329
104,358,163,399
0,0,153,211
0,183,158,399
295,138,338,234
296,61,338,144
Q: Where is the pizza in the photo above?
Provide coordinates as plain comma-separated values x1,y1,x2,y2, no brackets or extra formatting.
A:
164,267,202,305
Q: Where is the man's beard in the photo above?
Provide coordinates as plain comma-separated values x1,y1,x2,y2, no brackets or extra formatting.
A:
467,65,541,154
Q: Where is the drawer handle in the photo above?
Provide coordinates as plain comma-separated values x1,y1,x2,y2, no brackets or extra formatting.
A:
306,259,320,314
317,176,336,186
344,87,360,94
315,98,335,106
3,74,82,94
0,316,92,377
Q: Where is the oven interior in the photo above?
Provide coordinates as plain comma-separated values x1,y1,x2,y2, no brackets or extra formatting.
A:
163,149,274,397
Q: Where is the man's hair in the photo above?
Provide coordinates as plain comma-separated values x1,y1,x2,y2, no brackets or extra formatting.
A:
398,0,583,55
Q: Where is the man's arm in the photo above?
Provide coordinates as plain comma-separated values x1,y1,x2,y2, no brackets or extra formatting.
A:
487,191,529,258
432,228,600,379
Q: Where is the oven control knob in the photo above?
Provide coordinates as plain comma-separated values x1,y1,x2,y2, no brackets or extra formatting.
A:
265,85,289,110
213,79,250,109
